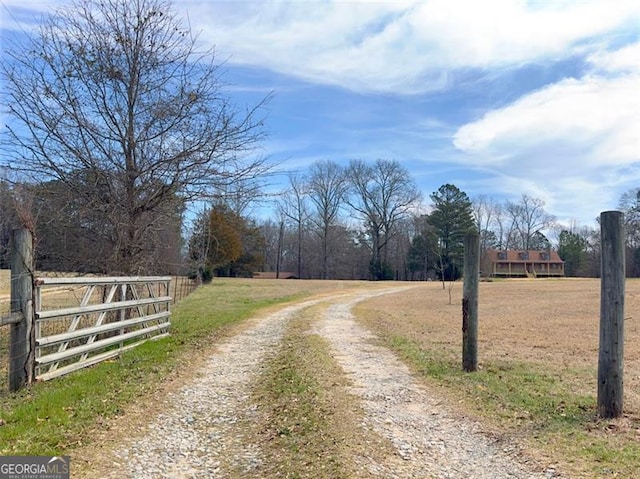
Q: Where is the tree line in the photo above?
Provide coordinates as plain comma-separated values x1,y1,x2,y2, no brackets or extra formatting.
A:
1,165,638,280
185,164,640,281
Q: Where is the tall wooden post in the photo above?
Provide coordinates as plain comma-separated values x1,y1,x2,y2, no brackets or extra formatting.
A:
9,229,35,391
462,233,480,372
598,211,625,418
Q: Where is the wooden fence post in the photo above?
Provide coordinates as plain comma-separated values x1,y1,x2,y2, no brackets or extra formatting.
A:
462,233,479,372
598,210,625,418
9,228,35,391
173,276,178,304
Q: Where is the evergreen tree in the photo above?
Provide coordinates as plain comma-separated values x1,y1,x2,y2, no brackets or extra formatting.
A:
427,184,477,280
558,230,588,277
528,231,552,251
188,203,265,279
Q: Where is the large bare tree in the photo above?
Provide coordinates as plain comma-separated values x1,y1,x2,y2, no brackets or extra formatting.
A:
307,160,348,279
347,159,421,280
471,194,501,251
619,188,640,276
2,0,269,273
277,173,310,279
505,194,556,250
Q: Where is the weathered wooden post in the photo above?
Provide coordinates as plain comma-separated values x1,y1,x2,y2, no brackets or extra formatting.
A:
462,233,480,372
598,211,625,418
173,276,179,304
9,228,35,391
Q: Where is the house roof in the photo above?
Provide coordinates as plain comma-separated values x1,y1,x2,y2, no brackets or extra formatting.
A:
485,249,564,263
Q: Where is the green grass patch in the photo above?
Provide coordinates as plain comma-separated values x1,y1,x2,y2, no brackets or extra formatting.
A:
0,279,310,456
383,335,640,478
250,310,361,479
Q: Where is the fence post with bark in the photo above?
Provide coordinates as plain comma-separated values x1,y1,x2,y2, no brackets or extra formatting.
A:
8,229,35,391
462,233,479,372
598,210,625,419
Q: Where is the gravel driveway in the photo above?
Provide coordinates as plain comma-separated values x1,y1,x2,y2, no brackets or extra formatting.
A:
84,287,561,478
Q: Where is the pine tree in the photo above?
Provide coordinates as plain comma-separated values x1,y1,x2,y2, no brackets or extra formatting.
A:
427,184,477,280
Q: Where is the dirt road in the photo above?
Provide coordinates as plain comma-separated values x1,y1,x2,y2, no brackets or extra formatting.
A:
79,287,558,478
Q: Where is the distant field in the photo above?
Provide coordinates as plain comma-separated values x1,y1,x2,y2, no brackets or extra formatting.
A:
0,269,9,305
0,269,79,308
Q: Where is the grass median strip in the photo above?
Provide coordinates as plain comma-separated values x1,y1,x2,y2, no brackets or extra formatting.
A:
247,306,391,479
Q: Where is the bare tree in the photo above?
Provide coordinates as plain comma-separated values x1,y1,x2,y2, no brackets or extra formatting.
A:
216,176,268,218
0,180,22,268
1,0,269,273
187,205,213,283
307,160,348,279
346,159,421,280
619,188,640,248
493,203,517,250
386,216,412,280
471,195,501,251
277,173,310,279
505,194,556,250
407,214,437,281
618,188,640,276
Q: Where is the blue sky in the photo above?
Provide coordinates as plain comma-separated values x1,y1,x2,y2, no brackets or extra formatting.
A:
1,0,639,227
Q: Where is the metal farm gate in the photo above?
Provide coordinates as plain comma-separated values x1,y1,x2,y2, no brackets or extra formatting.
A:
34,276,172,381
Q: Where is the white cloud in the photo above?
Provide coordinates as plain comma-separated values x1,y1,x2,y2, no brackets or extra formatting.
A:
0,1,64,31
588,42,640,73
5,1,638,93
453,73,640,167
452,41,640,224
183,0,639,93
3,0,637,225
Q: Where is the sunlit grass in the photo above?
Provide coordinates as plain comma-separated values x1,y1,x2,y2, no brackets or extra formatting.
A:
0,279,355,455
356,285,640,479
248,306,366,479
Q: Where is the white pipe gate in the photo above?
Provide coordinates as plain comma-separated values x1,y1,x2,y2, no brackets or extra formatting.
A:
34,276,172,381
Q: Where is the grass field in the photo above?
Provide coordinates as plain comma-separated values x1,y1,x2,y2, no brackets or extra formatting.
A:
356,278,640,478
0,277,376,456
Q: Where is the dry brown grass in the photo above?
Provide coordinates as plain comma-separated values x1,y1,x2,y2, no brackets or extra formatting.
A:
0,269,10,315
356,277,640,478
358,278,640,414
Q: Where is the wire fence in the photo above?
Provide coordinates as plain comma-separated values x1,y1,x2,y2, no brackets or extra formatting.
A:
0,274,198,395
170,275,199,304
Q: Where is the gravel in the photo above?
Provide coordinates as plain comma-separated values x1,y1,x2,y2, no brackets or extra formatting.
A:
314,293,562,479
95,287,565,478
102,298,325,478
